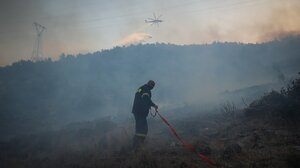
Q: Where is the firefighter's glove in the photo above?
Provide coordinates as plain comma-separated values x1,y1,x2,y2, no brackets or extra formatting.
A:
154,105,158,112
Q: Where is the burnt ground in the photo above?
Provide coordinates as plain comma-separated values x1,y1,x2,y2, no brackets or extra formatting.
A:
0,108,299,168
1,76,300,168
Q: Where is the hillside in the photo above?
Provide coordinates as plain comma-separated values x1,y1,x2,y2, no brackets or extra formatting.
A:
0,74,299,167
1,37,300,141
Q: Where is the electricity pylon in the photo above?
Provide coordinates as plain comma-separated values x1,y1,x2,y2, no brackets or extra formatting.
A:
32,22,46,61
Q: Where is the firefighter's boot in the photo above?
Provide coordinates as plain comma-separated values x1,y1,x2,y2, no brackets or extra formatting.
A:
133,134,146,152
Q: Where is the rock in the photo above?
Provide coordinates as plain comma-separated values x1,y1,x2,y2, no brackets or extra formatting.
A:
170,141,178,148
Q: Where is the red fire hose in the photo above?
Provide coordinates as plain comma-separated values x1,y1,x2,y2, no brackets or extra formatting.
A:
156,111,214,166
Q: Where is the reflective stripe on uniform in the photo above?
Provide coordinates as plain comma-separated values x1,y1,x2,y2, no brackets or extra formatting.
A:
142,93,150,97
136,88,142,93
135,133,147,137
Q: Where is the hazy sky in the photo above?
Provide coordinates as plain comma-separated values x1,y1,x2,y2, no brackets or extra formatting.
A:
0,0,300,66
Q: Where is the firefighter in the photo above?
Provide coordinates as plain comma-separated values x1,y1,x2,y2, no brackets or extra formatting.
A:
132,80,158,151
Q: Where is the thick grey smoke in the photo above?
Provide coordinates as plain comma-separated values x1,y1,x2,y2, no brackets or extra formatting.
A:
0,36,300,142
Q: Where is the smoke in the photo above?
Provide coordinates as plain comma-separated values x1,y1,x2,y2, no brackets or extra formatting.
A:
157,0,300,44
117,33,152,46
232,0,300,42
272,64,285,83
253,1,300,42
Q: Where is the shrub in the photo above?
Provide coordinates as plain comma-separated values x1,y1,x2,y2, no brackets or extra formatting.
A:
220,101,237,119
245,73,300,120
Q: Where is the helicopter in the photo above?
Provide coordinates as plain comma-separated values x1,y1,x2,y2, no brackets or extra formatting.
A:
145,13,163,26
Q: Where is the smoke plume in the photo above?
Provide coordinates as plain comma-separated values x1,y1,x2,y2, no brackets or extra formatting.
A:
118,33,152,46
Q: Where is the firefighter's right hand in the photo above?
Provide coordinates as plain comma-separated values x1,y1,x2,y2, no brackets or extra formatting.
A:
154,105,158,112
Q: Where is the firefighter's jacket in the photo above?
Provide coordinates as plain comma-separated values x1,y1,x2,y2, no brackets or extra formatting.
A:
132,84,156,117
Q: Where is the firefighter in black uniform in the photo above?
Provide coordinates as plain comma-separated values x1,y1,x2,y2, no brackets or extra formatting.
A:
132,80,158,150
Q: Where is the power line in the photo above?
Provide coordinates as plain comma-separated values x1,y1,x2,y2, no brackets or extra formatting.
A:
32,22,46,61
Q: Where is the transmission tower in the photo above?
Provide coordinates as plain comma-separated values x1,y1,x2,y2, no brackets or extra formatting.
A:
32,22,46,61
